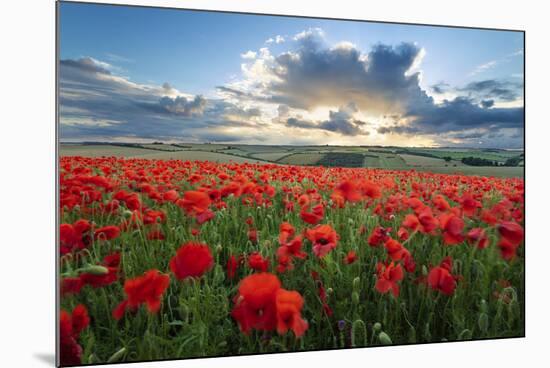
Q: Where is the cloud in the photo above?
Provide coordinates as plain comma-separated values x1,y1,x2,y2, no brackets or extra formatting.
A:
60,57,113,75
59,57,268,142
284,103,369,136
468,49,523,77
458,79,523,102
240,50,257,59
228,31,522,146
469,60,497,77
431,82,450,94
60,29,523,148
235,33,427,116
158,95,206,116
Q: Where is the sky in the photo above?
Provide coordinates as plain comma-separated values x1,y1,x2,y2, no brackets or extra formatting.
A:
58,2,524,148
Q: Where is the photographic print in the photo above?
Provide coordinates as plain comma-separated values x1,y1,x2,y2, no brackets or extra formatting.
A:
57,1,525,366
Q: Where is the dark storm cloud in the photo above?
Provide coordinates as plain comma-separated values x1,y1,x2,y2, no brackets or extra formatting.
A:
481,99,495,108
405,97,523,133
158,95,207,116
264,35,426,112
458,79,523,102
285,103,369,136
60,57,112,75
431,82,450,94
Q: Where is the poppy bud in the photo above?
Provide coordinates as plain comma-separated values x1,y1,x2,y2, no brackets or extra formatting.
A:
422,265,428,276
352,276,361,292
378,331,392,345
478,313,489,333
352,291,360,305
180,304,189,323
123,209,133,218
373,322,382,332
213,264,225,284
326,287,333,297
79,265,109,275
480,299,488,313
215,244,223,253
107,347,126,363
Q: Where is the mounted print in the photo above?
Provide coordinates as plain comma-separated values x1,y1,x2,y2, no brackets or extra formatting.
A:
57,1,525,366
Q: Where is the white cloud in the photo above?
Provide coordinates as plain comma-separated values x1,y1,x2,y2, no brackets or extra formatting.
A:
240,50,257,59
469,60,497,77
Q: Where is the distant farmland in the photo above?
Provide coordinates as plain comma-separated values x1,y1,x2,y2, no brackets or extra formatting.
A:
60,143,524,178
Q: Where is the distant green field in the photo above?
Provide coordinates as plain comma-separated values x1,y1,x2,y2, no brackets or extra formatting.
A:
59,145,158,157
408,148,520,163
318,152,364,167
60,145,267,164
251,152,293,161
138,144,184,151
60,144,523,177
399,154,463,167
277,153,325,165
406,165,523,178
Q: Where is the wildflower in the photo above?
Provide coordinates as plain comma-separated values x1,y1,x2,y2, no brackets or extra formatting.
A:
170,242,214,280
113,270,170,319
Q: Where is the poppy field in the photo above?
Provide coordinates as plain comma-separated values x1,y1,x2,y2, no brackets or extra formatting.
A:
59,156,524,366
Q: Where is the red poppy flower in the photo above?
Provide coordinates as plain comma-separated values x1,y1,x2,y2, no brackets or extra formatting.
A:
418,207,439,233
384,238,410,261
170,242,214,280
300,203,324,225
60,219,92,254
305,224,339,258
177,190,211,215
397,227,409,241
227,255,238,280
113,270,170,320
248,251,269,272
248,229,258,243
497,221,524,260
61,277,84,295
231,273,282,334
433,194,451,211
275,289,308,337
163,189,179,202
466,228,489,249
196,209,215,224
333,180,362,203
368,226,391,247
402,214,420,231
360,180,382,199
439,213,465,245
279,222,296,244
343,250,358,265
60,304,89,366
460,193,482,217
497,221,524,245
94,225,120,241
427,257,458,295
375,262,404,297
